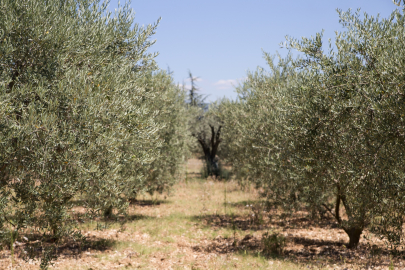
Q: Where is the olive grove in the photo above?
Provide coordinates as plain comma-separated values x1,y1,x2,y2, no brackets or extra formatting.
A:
219,8,405,248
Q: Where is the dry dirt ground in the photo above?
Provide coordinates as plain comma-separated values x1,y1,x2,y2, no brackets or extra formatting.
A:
1,159,405,269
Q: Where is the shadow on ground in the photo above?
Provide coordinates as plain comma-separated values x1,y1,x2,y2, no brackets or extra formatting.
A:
129,199,172,206
192,230,403,269
191,213,268,231
191,210,339,232
191,210,405,269
10,233,117,262
227,200,267,208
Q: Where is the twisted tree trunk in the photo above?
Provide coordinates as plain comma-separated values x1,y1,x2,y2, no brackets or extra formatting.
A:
322,185,364,248
193,125,222,177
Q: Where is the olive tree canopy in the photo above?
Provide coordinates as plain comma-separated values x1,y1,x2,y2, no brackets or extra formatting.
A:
220,8,405,248
0,1,187,265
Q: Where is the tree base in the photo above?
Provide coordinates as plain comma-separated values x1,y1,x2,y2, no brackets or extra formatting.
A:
344,227,363,248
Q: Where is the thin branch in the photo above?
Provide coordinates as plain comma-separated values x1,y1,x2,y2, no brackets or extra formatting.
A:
321,203,334,218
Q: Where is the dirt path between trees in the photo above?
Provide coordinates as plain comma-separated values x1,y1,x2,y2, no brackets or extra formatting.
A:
1,159,404,269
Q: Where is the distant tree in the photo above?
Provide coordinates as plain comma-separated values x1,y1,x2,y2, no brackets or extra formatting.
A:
185,71,223,177
186,70,207,108
192,118,223,177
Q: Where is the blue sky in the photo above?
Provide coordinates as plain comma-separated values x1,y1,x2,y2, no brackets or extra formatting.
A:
109,0,398,101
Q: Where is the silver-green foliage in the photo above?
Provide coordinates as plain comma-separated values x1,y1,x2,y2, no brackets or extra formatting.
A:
136,71,189,195
220,8,405,248
0,0,186,253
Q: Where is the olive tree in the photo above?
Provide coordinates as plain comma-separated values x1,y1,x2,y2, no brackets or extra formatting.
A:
134,70,189,196
0,0,168,262
221,8,405,248
191,111,223,177
183,71,224,177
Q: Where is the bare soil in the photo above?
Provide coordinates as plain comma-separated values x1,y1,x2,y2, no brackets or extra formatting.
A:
0,159,404,269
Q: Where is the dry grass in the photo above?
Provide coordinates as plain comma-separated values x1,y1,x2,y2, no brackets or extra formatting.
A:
0,159,404,269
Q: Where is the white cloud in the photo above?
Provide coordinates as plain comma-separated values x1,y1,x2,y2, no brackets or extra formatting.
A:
214,79,238,90
178,83,191,90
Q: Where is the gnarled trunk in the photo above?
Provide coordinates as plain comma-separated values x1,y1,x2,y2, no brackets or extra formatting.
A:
331,187,364,249
103,205,113,219
205,156,219,176
193,125,222,177
344,227,363,248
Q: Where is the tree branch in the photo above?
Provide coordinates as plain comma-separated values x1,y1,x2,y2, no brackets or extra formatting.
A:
335,193,341,224
321,203,334,218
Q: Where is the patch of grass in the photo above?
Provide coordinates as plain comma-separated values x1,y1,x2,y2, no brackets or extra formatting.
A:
262,232,286,256
84,238,115,251
114,240,173,256
123,213,196,241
